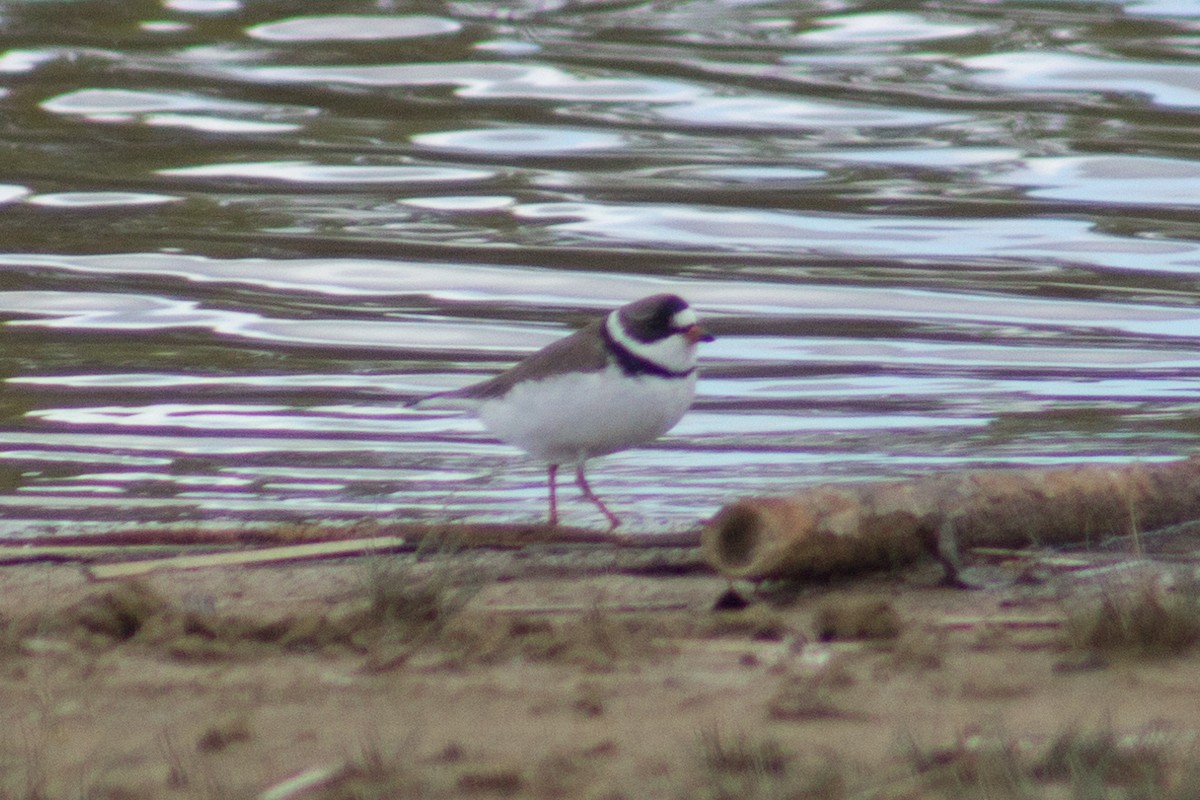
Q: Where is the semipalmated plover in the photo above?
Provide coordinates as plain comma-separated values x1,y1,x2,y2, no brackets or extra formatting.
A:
412,294,713,529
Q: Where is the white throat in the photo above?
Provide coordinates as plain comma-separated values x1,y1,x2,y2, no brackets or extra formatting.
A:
604,310,698,376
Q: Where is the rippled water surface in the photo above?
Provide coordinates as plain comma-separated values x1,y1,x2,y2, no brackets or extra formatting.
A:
4,0,1200,536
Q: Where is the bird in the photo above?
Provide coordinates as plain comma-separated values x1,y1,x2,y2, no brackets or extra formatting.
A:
411,294,713,529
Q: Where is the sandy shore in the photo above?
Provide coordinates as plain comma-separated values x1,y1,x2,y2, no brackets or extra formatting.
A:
3,540,1199,799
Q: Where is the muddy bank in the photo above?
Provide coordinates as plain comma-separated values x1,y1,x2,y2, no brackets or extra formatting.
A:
4,536,1200,799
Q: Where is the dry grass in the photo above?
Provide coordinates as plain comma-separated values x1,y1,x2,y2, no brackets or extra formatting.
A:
356,554,481,670
814,596,903,642
889,627,946,670
6,561,679,678
697,730,845,800
700,730,790,777
767,660,858,722
195,716,252,754
1030,728,1170,794
0,724,253,800
0,730,49,800
355,548,675,671
433,605,672,671
894,724,1194,800
257,742,605,800
692,723,1200,800
49,580,368,660
359,547,478,635
957,664,1035,701
304,746,423,800
10,552,1200,800
700,604,793,641
897,728,1035,800
1065,577,1200,658
0,614,25,662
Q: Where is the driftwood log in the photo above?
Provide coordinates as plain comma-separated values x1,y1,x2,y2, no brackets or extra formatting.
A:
701,457,1200,584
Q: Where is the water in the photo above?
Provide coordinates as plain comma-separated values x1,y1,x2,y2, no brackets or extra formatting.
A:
3,0,1200,536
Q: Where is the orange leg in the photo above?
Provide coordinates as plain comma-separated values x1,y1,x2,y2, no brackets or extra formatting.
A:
547,463,559,526
575,463,620,530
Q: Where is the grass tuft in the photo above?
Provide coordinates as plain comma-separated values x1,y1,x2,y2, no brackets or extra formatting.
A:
1065,578,1200,658
307,745,422,800
895,723,1190,799
702,605,793,641
697,730,845,800
701,730,790,777
814,596,902,642
767,663,856,722
435,606,668,671
899,729,1037,799
69,580,165,643
195,716,252,754
1031,728,1169,792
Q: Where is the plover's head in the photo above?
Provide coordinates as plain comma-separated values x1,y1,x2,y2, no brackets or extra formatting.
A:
607,294,713,374
618,294,713,344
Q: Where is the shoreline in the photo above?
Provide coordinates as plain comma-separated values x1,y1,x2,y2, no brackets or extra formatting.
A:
3,531,1200,798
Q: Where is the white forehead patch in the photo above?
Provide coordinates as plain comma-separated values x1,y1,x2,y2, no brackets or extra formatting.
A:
670,307,697,330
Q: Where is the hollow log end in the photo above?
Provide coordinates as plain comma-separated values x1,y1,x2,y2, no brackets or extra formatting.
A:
702,493,929,581
701,499,776,577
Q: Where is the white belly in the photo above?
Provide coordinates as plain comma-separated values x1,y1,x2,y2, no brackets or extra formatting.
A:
478,365,697,465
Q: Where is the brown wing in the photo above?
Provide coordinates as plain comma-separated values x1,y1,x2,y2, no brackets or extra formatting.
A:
443,320,612,401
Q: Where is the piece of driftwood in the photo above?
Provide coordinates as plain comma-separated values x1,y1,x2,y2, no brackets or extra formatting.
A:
968,548,1098,568
701,457,1200,583
19,522,697,551
258,766,339,800
0,544,213,565
86,536,407,580
484,601,693,615
935,616,1064,631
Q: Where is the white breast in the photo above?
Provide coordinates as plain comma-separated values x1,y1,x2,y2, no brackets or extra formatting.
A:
478,365,698,465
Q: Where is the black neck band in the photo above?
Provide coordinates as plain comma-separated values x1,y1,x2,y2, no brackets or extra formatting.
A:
601,323,695,379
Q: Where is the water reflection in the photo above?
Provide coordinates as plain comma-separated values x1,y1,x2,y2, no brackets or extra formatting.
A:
245,15,463,42
2,0,1200,535
28,192,180,207
994,155,1200,205
161,161,497,184
966,52,1200,108
41,88,314,133
413,128,627,154
796,12,987,45
652,98,962,129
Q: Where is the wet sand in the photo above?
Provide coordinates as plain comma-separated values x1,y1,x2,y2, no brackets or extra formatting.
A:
3,539,1199,799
